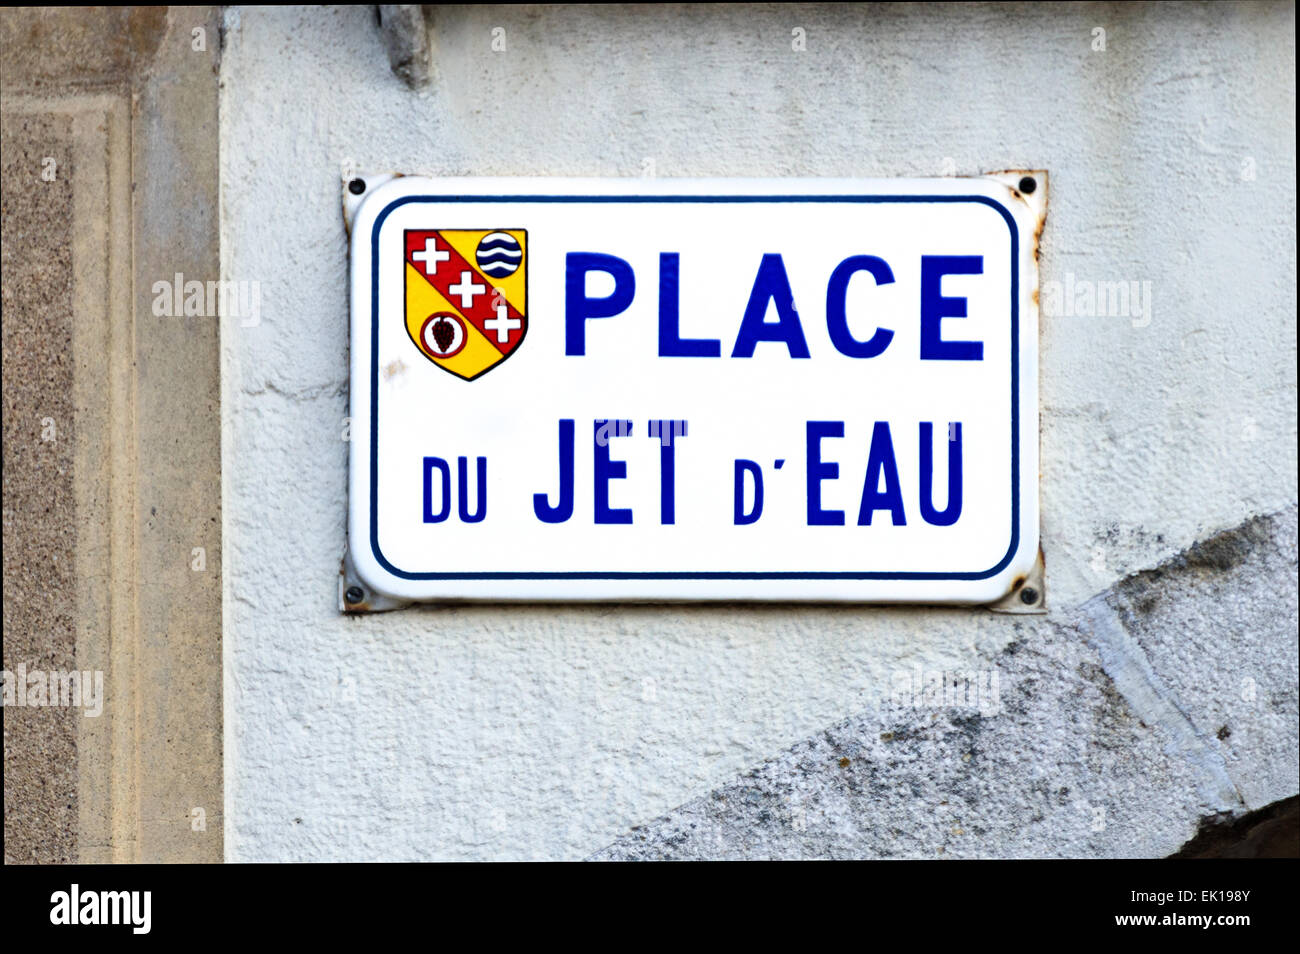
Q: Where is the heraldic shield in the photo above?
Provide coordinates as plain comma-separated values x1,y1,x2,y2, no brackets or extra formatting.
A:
404,229,527,380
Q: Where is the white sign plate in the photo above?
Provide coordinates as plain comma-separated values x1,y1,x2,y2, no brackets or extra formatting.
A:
348,176,1040,603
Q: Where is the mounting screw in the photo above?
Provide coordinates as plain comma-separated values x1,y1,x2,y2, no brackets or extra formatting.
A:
1018,175,1036,195
348,178,366,195
345,585,364,605
1019,586,1039,605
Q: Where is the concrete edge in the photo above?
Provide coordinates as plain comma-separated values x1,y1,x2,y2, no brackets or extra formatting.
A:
128,5,224,863
2,5,224,863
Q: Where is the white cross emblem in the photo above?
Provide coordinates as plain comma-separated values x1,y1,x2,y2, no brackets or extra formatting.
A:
448,271,486,309
411,238,450,276
483,302,521,343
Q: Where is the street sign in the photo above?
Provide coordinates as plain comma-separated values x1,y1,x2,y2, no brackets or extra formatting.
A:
347,175,1042,604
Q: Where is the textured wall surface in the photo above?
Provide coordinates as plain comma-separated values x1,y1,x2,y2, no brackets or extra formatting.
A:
2,107,78,864
220,3,1297,860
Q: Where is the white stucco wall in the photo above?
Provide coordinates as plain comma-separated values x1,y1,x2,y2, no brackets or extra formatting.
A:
220,3,1297,860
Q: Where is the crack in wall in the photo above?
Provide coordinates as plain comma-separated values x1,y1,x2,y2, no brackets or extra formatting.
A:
1076,596,1245,813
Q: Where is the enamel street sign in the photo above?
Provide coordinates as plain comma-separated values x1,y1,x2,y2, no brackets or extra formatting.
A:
347,175,1042,604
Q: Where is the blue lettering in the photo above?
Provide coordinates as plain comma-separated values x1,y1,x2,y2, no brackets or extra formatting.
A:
594,419,633,524
732,254,811,358
920,255,983,360
919,421,962,526
734,459,764,525
457,456,487,523
534,419,575,523
658,253,721,357
422,456,451,523
826,255,895,358
649,420,688,524
806,421,844,525
856,423,905,525
565,252,635,355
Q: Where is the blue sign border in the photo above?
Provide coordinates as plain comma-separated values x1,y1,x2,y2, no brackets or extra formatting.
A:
367,194,1020,580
